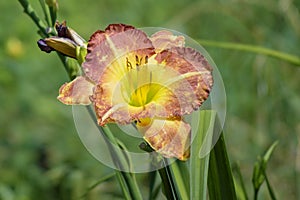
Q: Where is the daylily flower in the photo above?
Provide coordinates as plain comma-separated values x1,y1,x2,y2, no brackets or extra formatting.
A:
58,24,213,160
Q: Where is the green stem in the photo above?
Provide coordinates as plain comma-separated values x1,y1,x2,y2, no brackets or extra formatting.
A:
158,159,179,200
263,171,277,200
115,172,132,200
39,0,51,27
18,0,48,37
233,162,249,200
48,6,57,26
86,106,142,200
80,172,116,198
254,189,259,200
198,39,300,66
140,143,183,199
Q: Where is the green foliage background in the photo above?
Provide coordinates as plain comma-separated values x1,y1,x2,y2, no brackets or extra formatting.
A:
1,0,300,199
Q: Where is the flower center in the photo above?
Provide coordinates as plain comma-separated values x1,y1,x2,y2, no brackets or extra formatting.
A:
120,55,166,107
128,83,163,107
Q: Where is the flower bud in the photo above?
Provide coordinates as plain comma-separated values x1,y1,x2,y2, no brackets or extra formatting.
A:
37,39,54,53
55,21,86,47
44,37,77,58
38,21,86,60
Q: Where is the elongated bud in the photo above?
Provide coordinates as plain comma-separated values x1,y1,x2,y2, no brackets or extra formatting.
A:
37,39,54,53
55,21,86,47
69,28,86,47
44,37,77,58
38,21,87,60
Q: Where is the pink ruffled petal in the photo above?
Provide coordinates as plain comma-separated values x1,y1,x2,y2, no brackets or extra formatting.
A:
153,47,213,115
83,24,155,83
150,30,185,51
137,118,191,160
58,76,94,105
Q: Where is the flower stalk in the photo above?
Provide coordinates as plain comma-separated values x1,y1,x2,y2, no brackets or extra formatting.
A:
18,0,50,37
197,39,300,67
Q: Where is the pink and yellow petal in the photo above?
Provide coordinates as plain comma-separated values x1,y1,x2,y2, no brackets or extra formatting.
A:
137,118,191,160
150,30,185,51
153,47,213,114
92,82,160,125
58,76,94,105
83,24,155,83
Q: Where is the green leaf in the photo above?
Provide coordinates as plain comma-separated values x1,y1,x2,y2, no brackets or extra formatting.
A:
169,160,189,200
115,171,132,200
190,110,216,200
263,141,279,163
252,159,264,191
252,141,278,200
158,159,180,200
232,162,248,200
39,0,51,27
208,132,237,200
148,171,157,200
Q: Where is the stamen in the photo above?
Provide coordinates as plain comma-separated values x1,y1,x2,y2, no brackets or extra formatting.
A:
145,55,148,64
135,55,139,66
149,71,152,86
139,57,143,65
126,57,132,70
139,85,144,106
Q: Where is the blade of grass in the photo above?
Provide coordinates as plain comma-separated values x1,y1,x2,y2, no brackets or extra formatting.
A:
208,132,237,200
169,161,189,200
263,171,277,200
232,162,248,200
252,141,278,200
174,160,190,195
115,171,132,200
148,171,157,200
190,110,216,200
80,172,116,198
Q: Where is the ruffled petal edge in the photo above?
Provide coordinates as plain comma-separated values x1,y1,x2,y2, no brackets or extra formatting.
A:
58,76,94,105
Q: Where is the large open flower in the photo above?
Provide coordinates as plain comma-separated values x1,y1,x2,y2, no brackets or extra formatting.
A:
58,24,213,160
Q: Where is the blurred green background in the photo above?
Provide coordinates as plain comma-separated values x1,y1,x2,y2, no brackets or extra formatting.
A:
1,0,300,199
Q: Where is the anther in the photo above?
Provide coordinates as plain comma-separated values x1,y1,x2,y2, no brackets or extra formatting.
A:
126,57,132,70
135,55,139,66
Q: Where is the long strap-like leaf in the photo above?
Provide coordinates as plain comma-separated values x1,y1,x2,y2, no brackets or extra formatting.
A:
208,132,237,200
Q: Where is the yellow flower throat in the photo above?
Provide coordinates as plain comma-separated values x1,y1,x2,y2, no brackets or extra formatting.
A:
122,55,165,108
